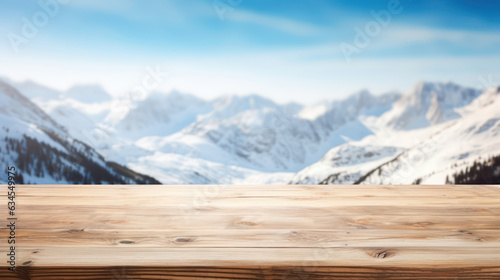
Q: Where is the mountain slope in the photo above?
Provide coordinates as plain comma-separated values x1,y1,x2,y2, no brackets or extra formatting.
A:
150,90,401,173
447,154,500,184
5,77,499,185
291,82,499,185
90,90,404,184
0,81,160,184
289,143,401,184
6,79,62,101
355,85,500,184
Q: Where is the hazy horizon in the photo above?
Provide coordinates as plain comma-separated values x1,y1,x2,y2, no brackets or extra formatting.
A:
4,74,492,107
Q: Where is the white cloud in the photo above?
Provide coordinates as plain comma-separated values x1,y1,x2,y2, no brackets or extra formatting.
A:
370,26,500,50
227,10,322,36
68,0,197,24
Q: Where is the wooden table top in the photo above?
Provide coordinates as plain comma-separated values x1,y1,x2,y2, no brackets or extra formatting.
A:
2,184,500,279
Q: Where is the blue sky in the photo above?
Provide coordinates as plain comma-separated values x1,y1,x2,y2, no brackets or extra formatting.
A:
1,0,500,103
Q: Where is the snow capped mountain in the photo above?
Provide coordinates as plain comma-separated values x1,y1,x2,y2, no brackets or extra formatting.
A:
5,79,62,101
2,77,498,185
202,94,281,120
4,78,113,127
0,81,66,135
4,80,114,148
123,89,398,175
374,81,480,130
181,106,318,171
308,90,400,139
305,90,399,122
294,83,500,185
114,90,212,140
0,80,160,184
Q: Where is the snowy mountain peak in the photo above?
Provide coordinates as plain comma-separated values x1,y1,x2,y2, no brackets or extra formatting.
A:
113,90,211,139
376,81,481,130
0,81,66,135
409,81,479,107
214,94,278,110
338,89,379,112
348,89,373,102
299,90,380,121
7,79,62,101
204,94,279,121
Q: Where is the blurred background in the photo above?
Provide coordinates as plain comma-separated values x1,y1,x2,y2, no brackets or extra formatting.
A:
0,0,499,185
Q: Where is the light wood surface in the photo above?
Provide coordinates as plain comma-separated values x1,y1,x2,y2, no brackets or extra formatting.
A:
2,184,500,279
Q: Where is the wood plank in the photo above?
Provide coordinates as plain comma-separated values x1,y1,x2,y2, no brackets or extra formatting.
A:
12,195,500,207
7,213,500,230
13,204,500,216
11,247,500,267
6,229,500,248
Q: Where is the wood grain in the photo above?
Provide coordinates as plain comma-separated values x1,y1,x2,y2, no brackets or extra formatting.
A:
1,184,500,279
